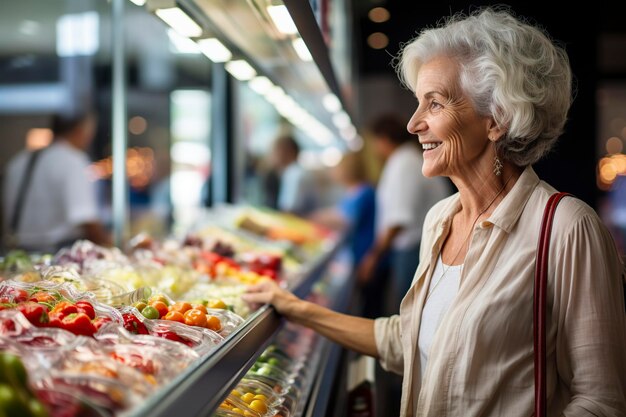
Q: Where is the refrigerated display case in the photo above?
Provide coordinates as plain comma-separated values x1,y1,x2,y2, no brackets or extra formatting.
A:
0,207,354,417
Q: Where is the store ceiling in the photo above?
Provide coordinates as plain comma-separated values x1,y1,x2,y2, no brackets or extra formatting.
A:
355,1,626,76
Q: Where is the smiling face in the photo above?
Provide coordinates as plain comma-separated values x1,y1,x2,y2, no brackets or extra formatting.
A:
407,55,500,180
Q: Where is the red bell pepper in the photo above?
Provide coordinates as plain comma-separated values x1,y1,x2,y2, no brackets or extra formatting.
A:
9,289,28,303
92,316,112,332
59,313,96,337
16,302,49,327
75,301,96,320
122,313,149,335
151,329,193,347
50,301,78,317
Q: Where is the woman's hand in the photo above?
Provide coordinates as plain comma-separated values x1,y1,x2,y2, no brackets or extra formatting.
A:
241,280,303,320
244,280,379,358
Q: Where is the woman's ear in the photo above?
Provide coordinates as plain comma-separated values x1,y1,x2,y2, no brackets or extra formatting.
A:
486,117,506,142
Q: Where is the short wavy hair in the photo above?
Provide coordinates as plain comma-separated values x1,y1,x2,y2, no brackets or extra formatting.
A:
397,7,573,166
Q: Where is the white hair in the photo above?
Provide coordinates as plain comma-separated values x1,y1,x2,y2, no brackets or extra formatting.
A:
398,7,573,166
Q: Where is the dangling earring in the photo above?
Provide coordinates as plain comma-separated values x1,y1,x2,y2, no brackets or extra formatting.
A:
493,141,503,176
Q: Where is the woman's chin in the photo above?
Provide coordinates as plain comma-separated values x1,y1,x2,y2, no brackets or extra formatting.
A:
422,164,444,178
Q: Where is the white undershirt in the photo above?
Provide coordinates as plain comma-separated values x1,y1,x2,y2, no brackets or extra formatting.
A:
418,254,462,381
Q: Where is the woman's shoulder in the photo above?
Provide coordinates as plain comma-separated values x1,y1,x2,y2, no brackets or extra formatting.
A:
532,181,597,221
530,181,610,244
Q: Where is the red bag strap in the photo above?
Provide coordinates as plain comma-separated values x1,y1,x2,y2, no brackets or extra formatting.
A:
534,192,571,417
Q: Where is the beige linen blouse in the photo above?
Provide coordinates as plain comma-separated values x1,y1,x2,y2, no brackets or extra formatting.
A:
374,166,626,417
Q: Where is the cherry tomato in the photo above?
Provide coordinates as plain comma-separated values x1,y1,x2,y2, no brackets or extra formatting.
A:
148,295,170,306
141,306,159,320
163,311,185,323
205,315,221,332
183,309,207,327
208,299,227,310
150,301,168,318
191,304,207,314
134,301,147,312
169,302,192,314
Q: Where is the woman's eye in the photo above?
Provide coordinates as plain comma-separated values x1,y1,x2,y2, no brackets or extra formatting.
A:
430,101,442,110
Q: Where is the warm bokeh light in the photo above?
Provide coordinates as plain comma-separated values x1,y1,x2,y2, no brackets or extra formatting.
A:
367,32,388,49
597,153,626,190
606,136,623,154
89,147,155,189
368,7,390,23
129,116,148,135
25,128,53,150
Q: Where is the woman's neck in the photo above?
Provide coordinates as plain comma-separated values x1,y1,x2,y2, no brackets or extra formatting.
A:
451,162,524,221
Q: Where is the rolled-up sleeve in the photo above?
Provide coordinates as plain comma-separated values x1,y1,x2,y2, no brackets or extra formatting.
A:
374,315,404,375
554,213,626,416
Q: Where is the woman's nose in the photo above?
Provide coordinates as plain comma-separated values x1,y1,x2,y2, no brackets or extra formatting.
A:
407,111,426,135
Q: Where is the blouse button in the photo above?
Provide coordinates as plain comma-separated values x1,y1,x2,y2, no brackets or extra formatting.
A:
480,221,493,228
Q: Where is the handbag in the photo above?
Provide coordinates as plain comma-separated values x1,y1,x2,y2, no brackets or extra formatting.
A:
534,192,571,417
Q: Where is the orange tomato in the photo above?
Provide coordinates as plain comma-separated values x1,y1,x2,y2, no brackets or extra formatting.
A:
191,304,207,314
169,301,192,314
205,315,221,331
148,294,170,306
163,310,185,323
150,301,169,318
184,309,207,327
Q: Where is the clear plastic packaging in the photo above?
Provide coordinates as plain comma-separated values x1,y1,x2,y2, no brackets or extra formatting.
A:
118,307,223,356
35,387,110,417
233,379,282,408
36,374,135,413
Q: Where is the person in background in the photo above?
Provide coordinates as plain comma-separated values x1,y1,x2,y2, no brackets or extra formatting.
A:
358,115,450,310
310,152,376,266
2,112,111,253
272,135,317,216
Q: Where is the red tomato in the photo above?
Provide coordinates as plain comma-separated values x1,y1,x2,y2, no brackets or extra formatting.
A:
150,301,168,319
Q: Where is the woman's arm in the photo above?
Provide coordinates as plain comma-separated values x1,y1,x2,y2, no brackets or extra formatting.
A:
242,281,378,357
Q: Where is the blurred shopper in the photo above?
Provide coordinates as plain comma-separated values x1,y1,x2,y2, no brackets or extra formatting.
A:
244,8,626,417
272,135,317,216
310,152,376,266
3,112,111,252
358,115,450,310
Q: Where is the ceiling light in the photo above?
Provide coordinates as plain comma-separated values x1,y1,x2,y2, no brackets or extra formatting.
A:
225,60,257,81
249,76,274,95
197,38,232,62
155,7,202,38
367,32,388,50
128,0,146,5
347,135,364,151
265,86,286,104
332,111,351,129
368,7,390,23
292,38,312,61
322,94,341,113
321,147,343,167
167,29,200,54
56,12,99,57
267,5,298,35
340,125,357,140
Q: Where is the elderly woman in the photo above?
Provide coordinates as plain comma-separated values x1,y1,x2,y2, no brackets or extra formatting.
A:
243,8,626,417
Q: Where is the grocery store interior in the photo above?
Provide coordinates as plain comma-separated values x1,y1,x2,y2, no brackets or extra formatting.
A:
0,1,625,416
